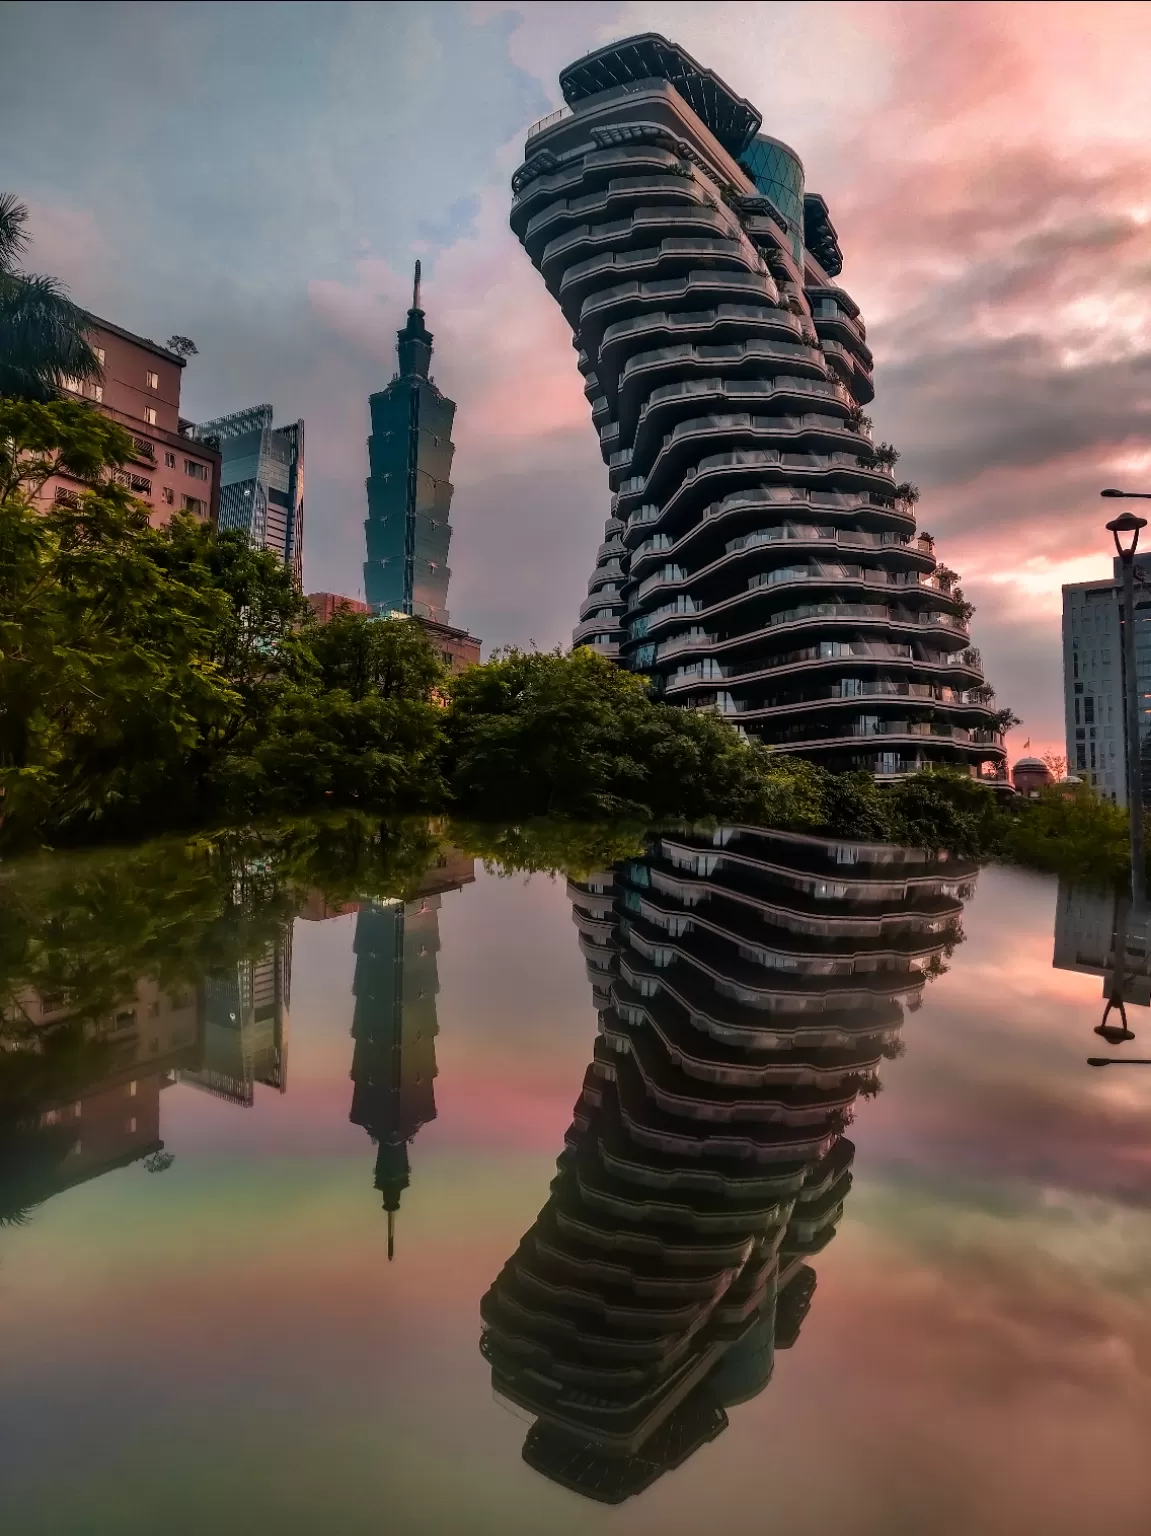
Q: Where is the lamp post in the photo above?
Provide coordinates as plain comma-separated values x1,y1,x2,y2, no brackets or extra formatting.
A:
1101,491,1149,903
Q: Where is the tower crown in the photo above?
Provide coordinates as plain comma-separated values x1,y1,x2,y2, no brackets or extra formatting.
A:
397,259,433,379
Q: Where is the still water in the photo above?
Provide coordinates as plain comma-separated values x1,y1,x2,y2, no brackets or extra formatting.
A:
2,820,1150,1534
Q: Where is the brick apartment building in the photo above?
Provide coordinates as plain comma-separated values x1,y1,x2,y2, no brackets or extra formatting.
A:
41,314,220,526
306,591,481,675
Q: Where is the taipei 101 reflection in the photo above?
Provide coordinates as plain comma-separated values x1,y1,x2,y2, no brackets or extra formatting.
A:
480,826,974,1504
343,852,475,1258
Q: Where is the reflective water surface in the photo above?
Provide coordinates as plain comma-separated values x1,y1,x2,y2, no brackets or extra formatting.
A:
2,820,1150,1535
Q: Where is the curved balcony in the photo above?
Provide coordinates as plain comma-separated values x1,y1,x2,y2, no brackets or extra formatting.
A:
542,204,747,288
557,237,766,323
578,268,780,348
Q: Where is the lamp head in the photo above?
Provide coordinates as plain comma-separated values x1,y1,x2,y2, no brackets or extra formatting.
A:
1101,488,1126,498
1106,509,1148,557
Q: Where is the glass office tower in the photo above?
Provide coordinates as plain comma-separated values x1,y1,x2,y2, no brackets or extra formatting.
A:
189,404,305,587
364,263,456,622
513,32,1007,780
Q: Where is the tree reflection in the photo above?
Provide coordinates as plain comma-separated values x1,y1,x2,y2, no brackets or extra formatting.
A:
480,826,975,1503
0,816,459,1224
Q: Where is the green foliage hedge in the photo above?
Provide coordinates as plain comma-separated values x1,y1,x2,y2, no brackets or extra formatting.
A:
0,399,1137,878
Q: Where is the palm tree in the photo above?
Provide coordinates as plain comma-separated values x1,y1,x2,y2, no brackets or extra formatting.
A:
0,194,102,401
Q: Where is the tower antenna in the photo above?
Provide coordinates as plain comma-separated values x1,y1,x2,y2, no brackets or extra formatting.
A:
412,259,421,312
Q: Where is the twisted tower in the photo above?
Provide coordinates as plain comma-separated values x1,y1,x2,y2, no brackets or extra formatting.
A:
511,33,1006,778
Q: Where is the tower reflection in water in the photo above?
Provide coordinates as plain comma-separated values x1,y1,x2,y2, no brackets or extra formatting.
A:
1,845,475,1233
480,826,974,1504
346,849,475,1257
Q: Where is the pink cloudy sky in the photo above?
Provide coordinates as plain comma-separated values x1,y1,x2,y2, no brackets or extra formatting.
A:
5,2,1151,757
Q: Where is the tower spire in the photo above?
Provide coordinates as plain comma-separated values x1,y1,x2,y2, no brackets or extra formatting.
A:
395,263,433,380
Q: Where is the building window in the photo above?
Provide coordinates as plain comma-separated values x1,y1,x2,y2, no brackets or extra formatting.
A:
128,1081,137,1097
91,384,103,402
1084,696,1095,724
183,459,207,480
165,451,176,468
94,347,105,366
145,406,157,426
129,474,151,495
182,494,206,515
146,370,159,390
162,487,174,505
127,1117,137,1134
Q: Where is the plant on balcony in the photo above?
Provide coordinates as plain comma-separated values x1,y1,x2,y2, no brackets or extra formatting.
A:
845,406,873,434
951,587,975,622
856,441,900,471
988,706,1021,734
894,480,920,506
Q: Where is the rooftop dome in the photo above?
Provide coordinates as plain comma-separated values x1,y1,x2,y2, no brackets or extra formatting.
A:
1012,756,1049,771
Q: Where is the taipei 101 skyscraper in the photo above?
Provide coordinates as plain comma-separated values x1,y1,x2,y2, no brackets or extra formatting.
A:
363,263,456,622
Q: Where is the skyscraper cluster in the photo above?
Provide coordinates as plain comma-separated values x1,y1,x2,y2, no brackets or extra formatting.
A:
511,32,1007,779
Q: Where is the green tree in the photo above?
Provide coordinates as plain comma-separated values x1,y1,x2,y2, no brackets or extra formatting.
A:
999,781,1130,880
442,646,827,823
884,766,1001,856
0,400,238,844
203,611,448,820
0,195,102,401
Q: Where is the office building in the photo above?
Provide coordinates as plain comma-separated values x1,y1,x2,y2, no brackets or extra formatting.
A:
481,824,977,1502
1061,555,1151,804
364,263,455,623
42,314,220,526
189,405,305,586
514,32,1006,778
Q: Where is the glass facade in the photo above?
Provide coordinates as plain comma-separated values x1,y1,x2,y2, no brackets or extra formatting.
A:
364,268,456,622
189,404,304,587
739,134,805,263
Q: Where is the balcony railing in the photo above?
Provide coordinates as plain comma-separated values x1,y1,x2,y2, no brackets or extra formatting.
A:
525,105,572,141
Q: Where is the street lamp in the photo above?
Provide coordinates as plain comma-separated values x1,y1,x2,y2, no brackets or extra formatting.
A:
1100,490,1150,902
